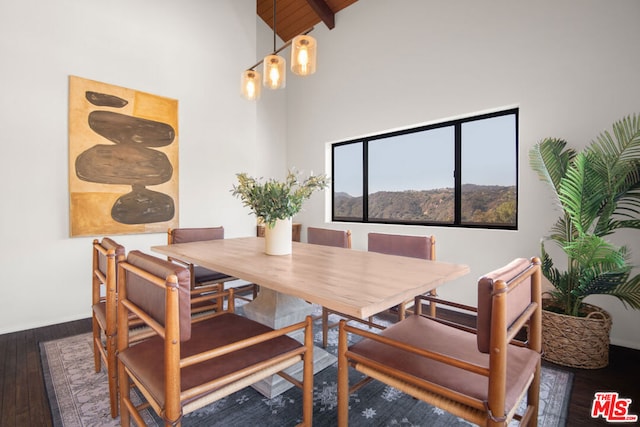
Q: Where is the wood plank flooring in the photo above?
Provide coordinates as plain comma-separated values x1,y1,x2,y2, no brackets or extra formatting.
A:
0,315,638,427
0,318,91,427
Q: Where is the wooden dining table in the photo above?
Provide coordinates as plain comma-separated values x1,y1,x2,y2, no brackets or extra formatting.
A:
152,236,470,320
152,236,470,397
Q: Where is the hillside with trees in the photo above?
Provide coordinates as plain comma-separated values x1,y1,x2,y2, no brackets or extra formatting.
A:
334,184,516,225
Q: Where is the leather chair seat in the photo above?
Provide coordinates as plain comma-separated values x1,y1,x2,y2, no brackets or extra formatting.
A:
168,226,257,303
93,301,145,333
349,315,539,413
92,302,107,330
193,265,232,284
119,312,303,408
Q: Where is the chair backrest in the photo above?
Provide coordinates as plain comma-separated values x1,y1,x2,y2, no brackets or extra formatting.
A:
92,237,126,335
476,257,541,353
93,237,125,307
121,250,192,341
168,226,225,244
307,227,352,248
95,237,126,279
368,232,435,260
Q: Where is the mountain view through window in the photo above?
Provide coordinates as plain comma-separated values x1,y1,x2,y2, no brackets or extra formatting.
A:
332,109,518,229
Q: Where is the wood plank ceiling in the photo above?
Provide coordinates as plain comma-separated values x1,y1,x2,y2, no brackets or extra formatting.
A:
257,0,358,43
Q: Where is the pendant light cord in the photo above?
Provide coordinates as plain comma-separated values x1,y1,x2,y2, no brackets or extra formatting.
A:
272,0,277,53
244,0,315,72
245,26,314,71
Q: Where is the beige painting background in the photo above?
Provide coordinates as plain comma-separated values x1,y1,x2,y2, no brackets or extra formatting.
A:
68,75,179,237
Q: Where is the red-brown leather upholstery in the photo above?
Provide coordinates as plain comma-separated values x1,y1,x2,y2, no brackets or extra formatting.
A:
168,226,258,303
116,250,313,426
92,304,108,333
338,257,542,426
349,315,538,414
308,227,352,248
368,232,434,260
477,257,532,353
125,250,192,341
96,237,125,279
169,226,224,243
118,313,303,408
309,227,353,348
91,237,126,418
168,227,232,284
367,232,436,320
93,237,125,332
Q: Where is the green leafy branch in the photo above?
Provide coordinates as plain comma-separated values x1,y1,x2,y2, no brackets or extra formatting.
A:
231,169,329,227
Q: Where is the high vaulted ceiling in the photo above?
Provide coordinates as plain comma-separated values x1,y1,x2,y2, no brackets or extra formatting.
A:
257,0,358,43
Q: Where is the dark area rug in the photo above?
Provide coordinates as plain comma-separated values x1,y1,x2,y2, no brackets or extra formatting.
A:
41,311,572,426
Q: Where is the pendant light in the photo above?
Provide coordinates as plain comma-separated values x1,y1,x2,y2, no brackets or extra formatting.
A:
263,0,285,90
240,69,261,101
263,54,286,89
240,0,317,100
291,34,317,76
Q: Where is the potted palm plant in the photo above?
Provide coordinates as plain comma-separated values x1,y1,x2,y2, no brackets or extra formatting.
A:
529,113,640,368
231,169,328,255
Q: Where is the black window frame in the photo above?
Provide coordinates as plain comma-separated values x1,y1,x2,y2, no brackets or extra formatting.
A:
331,108,519,230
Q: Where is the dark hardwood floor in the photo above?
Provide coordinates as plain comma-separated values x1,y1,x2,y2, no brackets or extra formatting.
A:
1,315,638,426
561,344,640,426
1,318,92,427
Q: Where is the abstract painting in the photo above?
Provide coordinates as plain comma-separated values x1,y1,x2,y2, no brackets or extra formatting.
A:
68,76,179,237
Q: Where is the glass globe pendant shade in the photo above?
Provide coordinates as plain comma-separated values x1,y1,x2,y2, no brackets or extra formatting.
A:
291,35,316,76
240,70,261,100
263,54,286,89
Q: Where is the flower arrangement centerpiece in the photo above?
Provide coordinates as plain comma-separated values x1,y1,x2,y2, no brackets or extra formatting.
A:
231,169,328,254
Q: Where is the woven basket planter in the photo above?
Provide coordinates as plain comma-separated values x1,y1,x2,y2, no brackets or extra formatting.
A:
541,301,612,369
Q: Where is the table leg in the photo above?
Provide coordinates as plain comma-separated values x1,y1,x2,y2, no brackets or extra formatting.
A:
243,288,337,398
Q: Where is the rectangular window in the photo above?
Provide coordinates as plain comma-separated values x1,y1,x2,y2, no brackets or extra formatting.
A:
331,108,518,229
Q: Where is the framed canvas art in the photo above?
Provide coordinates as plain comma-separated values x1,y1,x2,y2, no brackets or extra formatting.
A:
68,76,179,237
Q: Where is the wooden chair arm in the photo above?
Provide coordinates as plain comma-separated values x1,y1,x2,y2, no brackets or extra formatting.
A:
414,295,478,334
181,316,312,368
415,296,538,347
168,256,191,269
415,294,478,314
120,286,235,338
342,321,489,377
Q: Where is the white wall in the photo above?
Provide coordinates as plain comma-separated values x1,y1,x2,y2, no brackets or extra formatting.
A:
288,0,640,349
0,0,270,334
1,0,639,350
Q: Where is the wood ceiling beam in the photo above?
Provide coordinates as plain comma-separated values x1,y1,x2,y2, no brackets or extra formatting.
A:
304,0,335,29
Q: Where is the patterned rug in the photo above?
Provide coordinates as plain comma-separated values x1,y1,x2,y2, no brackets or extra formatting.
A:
41,310,572,426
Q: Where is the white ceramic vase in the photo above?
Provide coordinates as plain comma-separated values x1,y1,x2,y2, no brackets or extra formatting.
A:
264,217,292,255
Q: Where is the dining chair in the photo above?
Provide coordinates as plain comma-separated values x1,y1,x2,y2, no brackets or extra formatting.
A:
306,227,353,348
92,237,157,418
337,257,542,427
307,226,352,249
116,250,314,427
168,226,258,311
368,232,437,320
91,237,125,418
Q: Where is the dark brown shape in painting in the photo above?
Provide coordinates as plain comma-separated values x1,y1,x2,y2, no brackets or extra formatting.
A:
111,185,175,224
75,144,173,186
85,91,129,108
74,89,177,226
88,111,175,147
